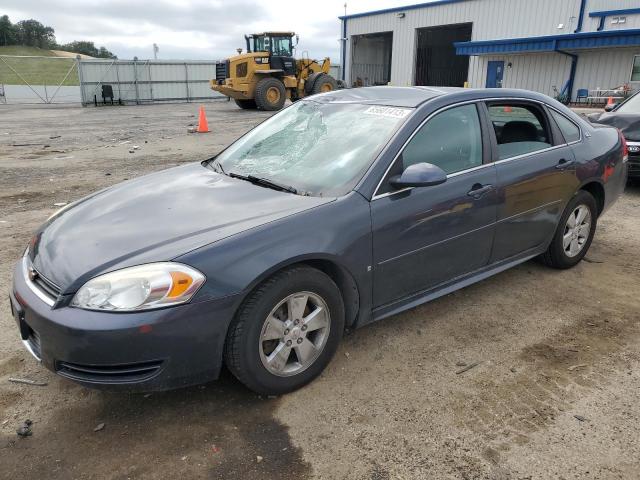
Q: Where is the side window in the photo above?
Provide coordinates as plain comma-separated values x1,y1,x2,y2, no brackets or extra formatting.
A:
550,110,581,143
401,104,483,175
488,104,552,160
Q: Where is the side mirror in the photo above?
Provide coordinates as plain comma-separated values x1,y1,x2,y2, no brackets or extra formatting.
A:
604,103,618,112
389,162,447,189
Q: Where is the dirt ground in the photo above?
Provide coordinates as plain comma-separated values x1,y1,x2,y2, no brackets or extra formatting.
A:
0,101,639,480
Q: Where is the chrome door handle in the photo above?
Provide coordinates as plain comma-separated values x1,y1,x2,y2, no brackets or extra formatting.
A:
467,183,494,199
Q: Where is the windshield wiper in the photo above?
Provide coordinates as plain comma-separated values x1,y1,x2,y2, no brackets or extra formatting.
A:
229,172,298,194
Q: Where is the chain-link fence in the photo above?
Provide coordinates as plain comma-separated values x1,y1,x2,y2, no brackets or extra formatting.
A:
77,59,223,105
0,55,80,104
0,56,225,106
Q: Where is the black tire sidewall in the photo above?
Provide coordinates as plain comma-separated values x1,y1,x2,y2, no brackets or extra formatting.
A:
234,99,256,109
304,72,322,94
548,190,598,268
254,77,286,111
311,74,337,95
233,268,344,394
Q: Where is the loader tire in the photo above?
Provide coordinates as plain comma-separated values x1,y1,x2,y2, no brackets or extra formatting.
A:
254,77,286,111
311,74,337,95
234,99,257,109
304,72,323,94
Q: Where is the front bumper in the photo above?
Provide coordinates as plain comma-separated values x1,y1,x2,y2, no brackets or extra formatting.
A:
10,259,240,391
209,79,252,100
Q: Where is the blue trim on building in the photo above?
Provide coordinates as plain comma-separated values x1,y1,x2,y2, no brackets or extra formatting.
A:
588,8,640,31
589,8,640,18
338,0,468,20
455,28,640,55
574,0,587,33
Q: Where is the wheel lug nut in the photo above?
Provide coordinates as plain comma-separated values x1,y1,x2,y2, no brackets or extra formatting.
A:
286,340,292,346
301,325,307,331
297,338,303,344
294,319,299,325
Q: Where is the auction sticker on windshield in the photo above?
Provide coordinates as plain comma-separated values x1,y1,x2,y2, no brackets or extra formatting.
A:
363,106,412,119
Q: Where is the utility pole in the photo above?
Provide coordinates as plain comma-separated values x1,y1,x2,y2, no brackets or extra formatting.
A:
153,43,159,60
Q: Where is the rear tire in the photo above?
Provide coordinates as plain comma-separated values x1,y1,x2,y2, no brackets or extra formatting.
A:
224,266,345,395
311,74,337,95
234,99,256,109
254,77,286,111
539,190,598,269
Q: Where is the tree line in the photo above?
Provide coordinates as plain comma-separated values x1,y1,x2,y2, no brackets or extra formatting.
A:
0,15,116,58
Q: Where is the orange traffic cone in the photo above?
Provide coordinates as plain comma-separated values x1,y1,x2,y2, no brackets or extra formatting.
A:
197,105,210,133
606,96,614,106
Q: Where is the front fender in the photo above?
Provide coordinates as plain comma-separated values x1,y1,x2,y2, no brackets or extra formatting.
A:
175,192,373,324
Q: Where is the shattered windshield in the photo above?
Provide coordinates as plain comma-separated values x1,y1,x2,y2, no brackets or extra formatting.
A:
215,100,412,196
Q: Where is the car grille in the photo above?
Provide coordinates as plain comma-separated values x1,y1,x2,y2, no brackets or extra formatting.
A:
56,360,164,384
31,270,61,299
628,145,640,175
24,256,61,305
25,326,42,361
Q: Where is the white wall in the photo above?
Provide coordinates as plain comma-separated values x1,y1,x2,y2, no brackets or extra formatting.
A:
584,0,640,33
344,0,583,85
468,53,573,98
574,47,640,92
343,0,640,99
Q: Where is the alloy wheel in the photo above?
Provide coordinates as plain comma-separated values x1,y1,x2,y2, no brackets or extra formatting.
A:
259,291,330,377
563,204,591,257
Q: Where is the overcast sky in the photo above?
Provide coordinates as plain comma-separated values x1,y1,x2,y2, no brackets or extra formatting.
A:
3,0,416,61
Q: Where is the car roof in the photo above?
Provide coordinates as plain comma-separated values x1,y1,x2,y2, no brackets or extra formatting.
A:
311,86,556,108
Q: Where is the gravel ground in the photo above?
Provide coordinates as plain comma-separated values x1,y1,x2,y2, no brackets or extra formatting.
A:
0,101,639,480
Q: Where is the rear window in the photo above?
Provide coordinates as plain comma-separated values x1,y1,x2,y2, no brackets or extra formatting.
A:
550,110,581,143
488,104,552,160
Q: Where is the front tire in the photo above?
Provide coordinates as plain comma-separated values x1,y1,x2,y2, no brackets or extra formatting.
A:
234,99,256,109
224,266,345,395
254,77,286,111
311,73,337,95
540,190,598,269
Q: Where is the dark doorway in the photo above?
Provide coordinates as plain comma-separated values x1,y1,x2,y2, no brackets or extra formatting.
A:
350,32,393,87
415,23,472,87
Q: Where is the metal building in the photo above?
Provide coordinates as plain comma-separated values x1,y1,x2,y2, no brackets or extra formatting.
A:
339,0,640,102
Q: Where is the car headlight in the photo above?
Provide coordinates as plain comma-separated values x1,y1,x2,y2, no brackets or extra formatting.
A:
71,263,205,311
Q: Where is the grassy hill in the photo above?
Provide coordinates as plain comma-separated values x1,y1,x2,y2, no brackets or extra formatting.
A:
0,46,80,86
0,45,59,56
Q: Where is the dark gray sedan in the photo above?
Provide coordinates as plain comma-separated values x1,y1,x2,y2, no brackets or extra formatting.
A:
11,87,628,394
587,91,640,178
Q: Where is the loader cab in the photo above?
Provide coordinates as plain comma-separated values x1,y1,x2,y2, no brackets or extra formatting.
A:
246,32,297,76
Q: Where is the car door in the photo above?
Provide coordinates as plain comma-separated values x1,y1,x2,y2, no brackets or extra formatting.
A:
370,102,498,308
485,101,579,262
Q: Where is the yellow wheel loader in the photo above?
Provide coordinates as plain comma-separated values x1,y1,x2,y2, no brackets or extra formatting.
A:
211,32,338,111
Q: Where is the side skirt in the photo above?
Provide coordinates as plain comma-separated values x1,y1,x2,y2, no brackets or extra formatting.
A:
369,246,545,324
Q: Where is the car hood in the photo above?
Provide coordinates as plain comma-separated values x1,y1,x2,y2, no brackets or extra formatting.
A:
30,163,334,293
587,112,640,141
